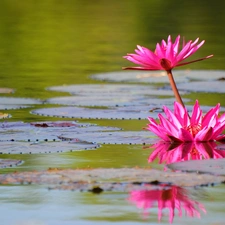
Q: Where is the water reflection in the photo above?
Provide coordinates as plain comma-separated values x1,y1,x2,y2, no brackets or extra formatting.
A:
148,141,225,165
128,185,206,223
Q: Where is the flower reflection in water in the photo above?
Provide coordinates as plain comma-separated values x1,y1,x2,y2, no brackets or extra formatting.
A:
128,185,206,223
148,141,225,165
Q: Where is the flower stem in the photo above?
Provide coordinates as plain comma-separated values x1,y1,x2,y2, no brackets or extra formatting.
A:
167,70,185,107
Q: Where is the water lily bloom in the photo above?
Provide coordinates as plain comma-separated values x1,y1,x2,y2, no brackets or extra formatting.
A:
123,35,212,71
146,100,225,143
128,185,206,223
123,35,213,106
148,141,225,165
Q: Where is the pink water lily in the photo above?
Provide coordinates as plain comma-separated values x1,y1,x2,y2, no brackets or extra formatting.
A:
146,100,225,143
123,35,213,107
128,185,206,223
123,35,212,71
148,141,225,165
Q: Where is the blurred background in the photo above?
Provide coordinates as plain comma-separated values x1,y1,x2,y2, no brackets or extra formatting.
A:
0,0,224,100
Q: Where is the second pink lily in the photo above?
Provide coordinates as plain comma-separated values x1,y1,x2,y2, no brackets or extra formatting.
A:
146,100,225,143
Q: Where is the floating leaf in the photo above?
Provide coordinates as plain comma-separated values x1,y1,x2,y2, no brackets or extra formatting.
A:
46,95,150,107
0,140,99,154
91,71,188,83
91,70,225,83
31,106,160,120
0,97,42,105
47,84,186,96
167,144,225,176
46,84,189,107
0,105,29,110
0,168,223,188
30,121,82,127
0,159,23,168
0,121,121,142
31,103,224,120
177,81,225,93
183,70,225,81
58,131,155,145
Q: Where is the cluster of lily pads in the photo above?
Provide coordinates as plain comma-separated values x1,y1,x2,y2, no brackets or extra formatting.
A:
1,35,225,223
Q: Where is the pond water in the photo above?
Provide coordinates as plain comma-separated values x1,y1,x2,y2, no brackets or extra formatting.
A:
0,0,225,224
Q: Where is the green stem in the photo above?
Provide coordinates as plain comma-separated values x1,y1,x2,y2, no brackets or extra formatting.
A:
167,70,185,107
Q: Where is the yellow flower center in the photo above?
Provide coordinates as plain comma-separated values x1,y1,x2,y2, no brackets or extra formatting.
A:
186,123,202,137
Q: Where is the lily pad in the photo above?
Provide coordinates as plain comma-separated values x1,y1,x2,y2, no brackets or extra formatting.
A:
90,71,188,83
91,70,225,84
46,84,189,107
0,159,23,168
177,81,225,93
0,97,42,105
182,70,225,81
46,95,150,107
0,105,29,110
167,156,225,176
0,140,99,154
0,121,155,145
0,121,121,142
47,84,186,96
31,106,161,120
31,102,223,120
58,131,155,145
0,168,223,188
